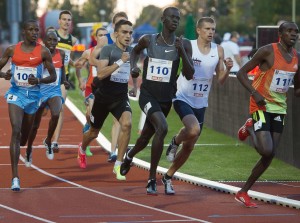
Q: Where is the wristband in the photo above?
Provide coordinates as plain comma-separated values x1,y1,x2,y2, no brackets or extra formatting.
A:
114,59,124,67
250,89,256,95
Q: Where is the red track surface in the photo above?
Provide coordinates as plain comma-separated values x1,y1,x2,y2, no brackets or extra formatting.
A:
1,78,300,223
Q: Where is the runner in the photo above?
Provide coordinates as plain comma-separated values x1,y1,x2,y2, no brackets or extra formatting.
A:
0,20,56,191
162,17,233,195
75,27,108,156
89,12,134,163
235,21,300,208
52,10,84,153
77,19,134,181
25,29,67,165
120,7,195,195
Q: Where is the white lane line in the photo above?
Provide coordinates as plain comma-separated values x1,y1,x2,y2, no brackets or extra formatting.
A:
0,143,237,149
18,155,211,223
0,204,56,223
65,98,300,210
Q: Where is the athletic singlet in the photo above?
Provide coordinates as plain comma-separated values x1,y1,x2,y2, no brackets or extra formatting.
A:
86,47,97,88
11,42,43,91
40,49,63,93
92,33,114,89
175,41,219,108
106,33,114,44
250,43,298,114
95,44,132,103
55,30,73,75
141,34,180,102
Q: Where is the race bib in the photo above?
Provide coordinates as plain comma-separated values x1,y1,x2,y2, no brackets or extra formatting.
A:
270,69,295,93
6,94,18,102
187,78,212,98
13,66,37,87
146,57,172,82
110,62,130,83
92,66,97,77
64,50,71,66
42,68,60,86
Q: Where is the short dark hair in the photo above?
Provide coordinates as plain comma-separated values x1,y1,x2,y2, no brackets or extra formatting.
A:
196,17,215,28
279,21,297,33
95,27,107,36
59,10,72,19
112,12,128,24
162,7,179,16
114,19,132,32
22,19,38,29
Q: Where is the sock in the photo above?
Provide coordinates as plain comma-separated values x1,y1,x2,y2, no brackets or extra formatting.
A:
79,146,85,154
115,160,122,166
164,174,172,180
173,136,180,146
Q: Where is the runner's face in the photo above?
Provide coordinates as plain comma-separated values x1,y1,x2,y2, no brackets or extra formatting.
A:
115,24,133,47
163,9,180,31
59,14,72,31
24,22,39,42
96,30,108,43
44,33,58,53
197,22,216,42
280,23,299,47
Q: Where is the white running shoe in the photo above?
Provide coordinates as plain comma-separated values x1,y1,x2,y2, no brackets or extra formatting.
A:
11,177,20,192
44,139,54,160
25,152,32,167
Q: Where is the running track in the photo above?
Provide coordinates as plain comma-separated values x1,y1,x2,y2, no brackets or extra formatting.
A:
0,78,300,223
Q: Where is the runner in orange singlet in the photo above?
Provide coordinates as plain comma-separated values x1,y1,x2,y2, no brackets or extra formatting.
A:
235,21,300,208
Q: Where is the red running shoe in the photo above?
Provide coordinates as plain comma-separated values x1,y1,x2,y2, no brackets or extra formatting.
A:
235,191,258,208
238,118,253,141
78,143,87,169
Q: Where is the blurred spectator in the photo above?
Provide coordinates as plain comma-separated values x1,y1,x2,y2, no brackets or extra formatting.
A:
221,31,242,74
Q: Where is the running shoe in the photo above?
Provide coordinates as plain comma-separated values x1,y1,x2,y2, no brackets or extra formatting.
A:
52,142,59,153
146,179,157,195
11,177,20,192
238,118,253,141
120,149,133,176
107,152,117,162
82,122,90,134
86,146,93,157
78,143,87,169
24,151,32,168
113,165,126,181
166,136,179,162
44,139,54,160
235,191,257,208
162,175,175,195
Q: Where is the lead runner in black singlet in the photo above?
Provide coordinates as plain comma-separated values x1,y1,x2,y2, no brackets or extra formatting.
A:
120,7,195,195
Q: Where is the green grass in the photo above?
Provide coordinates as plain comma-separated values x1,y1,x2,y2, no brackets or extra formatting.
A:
67,77,300,181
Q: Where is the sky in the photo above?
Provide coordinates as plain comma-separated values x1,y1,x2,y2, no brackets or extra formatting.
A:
38,0,175,22
115,0,175,22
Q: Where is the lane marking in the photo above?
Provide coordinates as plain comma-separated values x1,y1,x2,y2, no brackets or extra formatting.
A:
65,98,300,210
0,204,55,223
19,155,211,223
209,213,296,218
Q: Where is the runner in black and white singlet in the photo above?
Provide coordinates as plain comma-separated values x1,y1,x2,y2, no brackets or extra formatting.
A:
52,10,84,153
163,17,233,195
77,20,134,181
121,7,195,195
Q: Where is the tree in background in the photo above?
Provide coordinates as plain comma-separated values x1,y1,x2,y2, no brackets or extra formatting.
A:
135,5,162,28
184,14,196,40
81,0,117,23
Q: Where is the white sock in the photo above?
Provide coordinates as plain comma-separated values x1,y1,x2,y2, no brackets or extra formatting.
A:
115,160,122,166
79,146,86,154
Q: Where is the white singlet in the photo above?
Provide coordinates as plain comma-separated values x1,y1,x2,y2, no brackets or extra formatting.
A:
174,40,219,108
